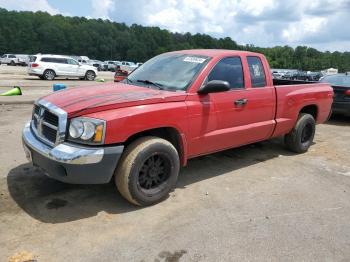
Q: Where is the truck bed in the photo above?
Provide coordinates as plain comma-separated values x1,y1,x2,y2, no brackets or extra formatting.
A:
273,79,317,86
272,81,333,138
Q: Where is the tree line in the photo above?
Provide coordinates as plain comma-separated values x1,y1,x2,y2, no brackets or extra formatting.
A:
0,8,349,72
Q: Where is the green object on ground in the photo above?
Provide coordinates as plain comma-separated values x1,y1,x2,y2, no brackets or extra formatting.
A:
96,78,105,82
0,86,22,96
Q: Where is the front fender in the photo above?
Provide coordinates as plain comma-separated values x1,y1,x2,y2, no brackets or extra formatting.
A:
84,102,189,145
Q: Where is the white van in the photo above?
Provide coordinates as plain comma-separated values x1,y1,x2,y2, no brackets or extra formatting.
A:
27,54,97,80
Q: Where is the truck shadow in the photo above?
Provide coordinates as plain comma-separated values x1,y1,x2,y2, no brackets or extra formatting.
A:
7,137,296,224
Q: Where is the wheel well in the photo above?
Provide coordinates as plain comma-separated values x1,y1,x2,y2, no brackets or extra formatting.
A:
44,69,56,75
124,127,184,165
300,105,318,120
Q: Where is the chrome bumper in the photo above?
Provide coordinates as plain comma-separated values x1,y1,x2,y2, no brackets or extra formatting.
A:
22,121,124,184
23,121,104,164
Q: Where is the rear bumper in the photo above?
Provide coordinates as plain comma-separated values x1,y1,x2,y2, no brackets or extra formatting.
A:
27,68,43,76
332,101,350,116
22,122,124,184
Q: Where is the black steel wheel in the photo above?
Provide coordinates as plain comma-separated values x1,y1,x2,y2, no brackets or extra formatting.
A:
115,137,180,206
138,153,171,194
285,113,316,153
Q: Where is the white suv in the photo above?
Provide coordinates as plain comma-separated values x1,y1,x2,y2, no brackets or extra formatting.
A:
28,55,97,80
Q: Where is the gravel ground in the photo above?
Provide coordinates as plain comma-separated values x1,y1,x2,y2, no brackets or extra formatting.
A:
0,66,350,262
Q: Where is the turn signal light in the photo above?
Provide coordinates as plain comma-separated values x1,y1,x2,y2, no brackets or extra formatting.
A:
345,90,350,96
93,125,104,142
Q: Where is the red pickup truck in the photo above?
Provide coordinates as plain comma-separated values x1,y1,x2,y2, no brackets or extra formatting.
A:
22,49,333,206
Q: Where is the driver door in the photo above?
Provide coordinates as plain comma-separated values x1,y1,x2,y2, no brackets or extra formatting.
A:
187,56,275,156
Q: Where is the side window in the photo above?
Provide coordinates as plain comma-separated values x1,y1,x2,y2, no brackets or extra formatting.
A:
58,58,68,64
1,55,6,58
41,57,49,62
208,57,244,89
68,59,78,65
247,56,266,87
9,55,16,58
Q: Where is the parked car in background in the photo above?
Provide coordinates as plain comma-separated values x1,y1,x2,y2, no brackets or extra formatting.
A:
22,49,333,206
84,60,104,71
320,73,350,116
307,72,323,81
104,60,119,71
28,54,97,80
272,71,283,79
119,61,138,72
114,68,129,82
79,56,89,62
0,54,29,66
283,70,308,81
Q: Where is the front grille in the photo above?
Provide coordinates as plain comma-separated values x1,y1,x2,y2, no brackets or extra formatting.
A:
43,110,58,126
32,104,59,145
42,124,57,142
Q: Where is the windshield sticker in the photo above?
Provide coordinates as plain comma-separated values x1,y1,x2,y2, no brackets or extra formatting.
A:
252,64,262,77
183,57,206,63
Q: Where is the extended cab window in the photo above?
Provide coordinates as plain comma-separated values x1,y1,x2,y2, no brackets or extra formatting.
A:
208,57,244,89
9,55,16,58
247,56,266,87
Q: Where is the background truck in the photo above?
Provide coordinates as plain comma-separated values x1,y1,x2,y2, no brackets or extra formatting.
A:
0,54,29,66
118,61,138,72
22,49,333,206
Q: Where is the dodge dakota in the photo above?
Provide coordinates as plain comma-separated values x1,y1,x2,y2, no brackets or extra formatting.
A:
22,49,333,206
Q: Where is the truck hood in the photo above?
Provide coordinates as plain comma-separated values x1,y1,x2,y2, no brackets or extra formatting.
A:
42,82,187,117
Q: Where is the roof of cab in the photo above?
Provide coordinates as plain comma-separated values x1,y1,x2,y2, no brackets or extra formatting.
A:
165,49,261,58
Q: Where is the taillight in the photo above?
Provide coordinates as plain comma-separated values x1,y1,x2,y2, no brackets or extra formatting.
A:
31,63,39,67
345,90,350,96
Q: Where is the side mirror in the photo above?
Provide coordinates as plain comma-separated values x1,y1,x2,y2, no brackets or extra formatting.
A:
198,80,230,94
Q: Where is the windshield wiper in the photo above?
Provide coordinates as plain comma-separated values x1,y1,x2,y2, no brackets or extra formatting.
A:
124,77,133,84
136,79,164,90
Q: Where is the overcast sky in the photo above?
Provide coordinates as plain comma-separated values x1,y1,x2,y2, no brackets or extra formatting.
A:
0,0,349,52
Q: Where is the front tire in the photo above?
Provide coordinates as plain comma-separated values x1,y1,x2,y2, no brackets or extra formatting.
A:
285,113,316,153
115,137,180,206
43,69,55,80
10,60,16,66
85,70,96,81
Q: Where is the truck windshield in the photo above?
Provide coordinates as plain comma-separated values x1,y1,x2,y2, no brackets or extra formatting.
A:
126,53,210,91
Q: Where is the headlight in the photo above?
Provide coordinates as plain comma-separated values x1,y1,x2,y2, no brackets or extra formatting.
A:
68,117,105,144
69,120,84,138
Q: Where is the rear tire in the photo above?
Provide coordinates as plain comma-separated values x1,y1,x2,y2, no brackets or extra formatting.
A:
43,69,55,80
115,137,180,206
285,113,316,153
85,70,96,81
10,60,15,66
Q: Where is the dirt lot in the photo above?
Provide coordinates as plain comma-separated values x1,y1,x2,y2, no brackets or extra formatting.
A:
0,66,350,262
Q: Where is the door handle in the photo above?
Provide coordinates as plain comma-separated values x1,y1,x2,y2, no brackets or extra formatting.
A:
234,98,248,106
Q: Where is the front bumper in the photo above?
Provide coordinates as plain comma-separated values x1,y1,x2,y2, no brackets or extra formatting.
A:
22,122,124,184
332,101,350,116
